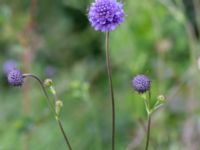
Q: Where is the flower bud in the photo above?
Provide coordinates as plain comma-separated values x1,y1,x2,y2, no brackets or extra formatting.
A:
7,69,24,87
132,75,151,93
44,79,53,87
157,95,166,103
56,100,63,116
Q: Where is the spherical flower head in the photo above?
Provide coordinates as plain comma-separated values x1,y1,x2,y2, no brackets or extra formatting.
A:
7,69,24,87
3,60,17,75
88,0,125,32
132,75,151,93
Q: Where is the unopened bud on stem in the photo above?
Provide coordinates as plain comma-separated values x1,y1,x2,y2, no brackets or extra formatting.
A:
157,95,166,103
44,79,53,87
56,100,63,116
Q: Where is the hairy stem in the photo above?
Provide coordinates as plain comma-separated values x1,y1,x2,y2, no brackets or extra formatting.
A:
105,32,115,150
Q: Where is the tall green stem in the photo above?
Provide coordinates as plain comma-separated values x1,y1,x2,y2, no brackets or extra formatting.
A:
145,115,151,150
57,119,72,150
145,90,151,150
105,32,115,150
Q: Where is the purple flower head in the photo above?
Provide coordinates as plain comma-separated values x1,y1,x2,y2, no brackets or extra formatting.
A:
7,69,24,87
88,0,125,32
3,60,17,75
132,75,151,93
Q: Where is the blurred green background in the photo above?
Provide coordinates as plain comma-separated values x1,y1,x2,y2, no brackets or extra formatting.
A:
0,0,200,149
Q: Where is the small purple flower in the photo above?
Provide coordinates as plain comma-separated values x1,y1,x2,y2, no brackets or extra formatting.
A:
7,69,24,87
88,0,125,32
3,60,17,75
132,75,151,93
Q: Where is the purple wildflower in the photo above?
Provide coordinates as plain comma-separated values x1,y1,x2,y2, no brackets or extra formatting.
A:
7,69,24,87
88,0,125,32
3,60,17,75
132,75,151,93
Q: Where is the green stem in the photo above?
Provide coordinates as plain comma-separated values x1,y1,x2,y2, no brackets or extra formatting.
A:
145,115,151,150
145,90,151,150
23,74,72,150
51,87,73,150
22,74,55,114
57,119,72,150
105,32,115,150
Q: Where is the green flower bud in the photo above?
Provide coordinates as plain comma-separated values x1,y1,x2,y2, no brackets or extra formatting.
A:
44,79,53,87
56,100,63,116
157,95,166,103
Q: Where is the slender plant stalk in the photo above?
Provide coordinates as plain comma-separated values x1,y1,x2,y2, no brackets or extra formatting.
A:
49,84,73,150
105,32,115,150
57,119,72,150
23,74,55,113
22,74,73,150
145,90,152,150
145,115,151,150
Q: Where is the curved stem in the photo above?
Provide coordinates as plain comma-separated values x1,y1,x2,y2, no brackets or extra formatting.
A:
23,74,73,149
105,32,115,150
57,119,72,150
22,74,55,115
